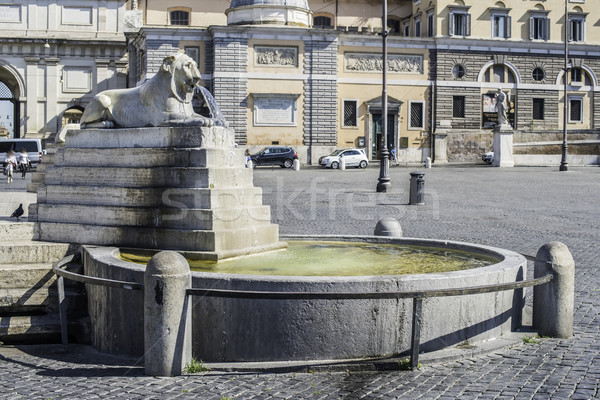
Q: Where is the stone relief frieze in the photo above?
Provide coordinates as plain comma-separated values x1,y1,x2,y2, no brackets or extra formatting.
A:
344,53,423,74
255,46,298,67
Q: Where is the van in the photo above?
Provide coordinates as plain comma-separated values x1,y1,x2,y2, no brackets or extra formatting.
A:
0,139,43,169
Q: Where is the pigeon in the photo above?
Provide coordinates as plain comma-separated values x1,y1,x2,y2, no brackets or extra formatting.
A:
10,204,24,221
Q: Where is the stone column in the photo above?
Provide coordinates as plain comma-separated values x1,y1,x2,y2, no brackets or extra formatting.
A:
45,57,60,135
533,242,574,338
144,251,192,376
24,57,40,135
433,132,448,164
95,58,110,93
491,128,514,167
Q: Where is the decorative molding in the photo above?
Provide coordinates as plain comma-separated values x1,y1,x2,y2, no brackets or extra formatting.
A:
255,46,298,67
344,52,422,73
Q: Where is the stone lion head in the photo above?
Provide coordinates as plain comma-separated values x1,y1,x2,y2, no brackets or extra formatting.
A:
161,53,202,104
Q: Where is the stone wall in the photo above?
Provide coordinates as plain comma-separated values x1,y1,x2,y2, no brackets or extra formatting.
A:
213,37,249,144
446,131,492,162
436,86,481,130
303,38,338,155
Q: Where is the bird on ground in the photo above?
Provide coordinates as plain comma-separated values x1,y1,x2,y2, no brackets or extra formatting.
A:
10,204,24,221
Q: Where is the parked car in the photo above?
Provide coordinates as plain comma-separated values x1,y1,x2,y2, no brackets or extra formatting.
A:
482,151,494,164
249,146,298,168
0,138,43,169
319,148,368,169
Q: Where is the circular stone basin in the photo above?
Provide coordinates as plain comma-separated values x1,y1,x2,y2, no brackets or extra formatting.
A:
83,236,526,363
120,241,499,276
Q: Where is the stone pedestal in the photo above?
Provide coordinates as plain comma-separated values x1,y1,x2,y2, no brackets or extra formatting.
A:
433,133,448,164
492,126,514,168
33,126,285,260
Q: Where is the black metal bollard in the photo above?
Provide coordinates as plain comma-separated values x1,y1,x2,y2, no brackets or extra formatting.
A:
409,171,425,205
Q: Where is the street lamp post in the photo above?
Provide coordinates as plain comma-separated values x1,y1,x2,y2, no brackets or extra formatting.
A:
376,0,391,192
560,0,569,172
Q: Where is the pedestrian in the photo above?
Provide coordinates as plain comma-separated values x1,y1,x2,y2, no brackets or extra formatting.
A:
18,148,30,179
4,150,16,183
390,145,398,166
245,149,251,168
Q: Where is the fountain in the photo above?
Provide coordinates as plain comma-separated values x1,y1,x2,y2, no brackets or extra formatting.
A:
34,53,527,366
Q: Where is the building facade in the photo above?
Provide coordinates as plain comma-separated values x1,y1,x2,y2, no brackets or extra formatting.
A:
3,0,598,164
128,0,600,164
0,0,136,140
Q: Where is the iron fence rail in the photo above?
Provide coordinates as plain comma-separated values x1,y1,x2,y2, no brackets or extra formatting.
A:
53,253,552,370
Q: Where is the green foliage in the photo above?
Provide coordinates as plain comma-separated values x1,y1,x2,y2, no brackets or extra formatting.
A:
523,335,542,345
398,358,421,370
183,358,211,374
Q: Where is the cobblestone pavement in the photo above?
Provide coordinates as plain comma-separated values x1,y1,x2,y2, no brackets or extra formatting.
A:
1,166,599,399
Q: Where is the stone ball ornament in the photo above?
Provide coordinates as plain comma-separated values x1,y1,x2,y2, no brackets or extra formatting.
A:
80,53,226,129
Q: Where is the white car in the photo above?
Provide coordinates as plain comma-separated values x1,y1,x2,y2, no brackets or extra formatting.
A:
319,148,368,169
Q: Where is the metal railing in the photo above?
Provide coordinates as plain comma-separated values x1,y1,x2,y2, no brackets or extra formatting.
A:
53,253,552,370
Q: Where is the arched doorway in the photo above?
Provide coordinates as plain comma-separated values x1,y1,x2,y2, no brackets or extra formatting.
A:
62,106,84,126
0,81,17,138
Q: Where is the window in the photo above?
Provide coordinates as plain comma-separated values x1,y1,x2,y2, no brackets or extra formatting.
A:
453,96,465,118
427,10,434,37
314,15,333,27
571,68,582,83
170,10,189,25
414,16,421,37
533,98,545,120
403,20,410,36
343,100,358,127
569,97,583,122
532,67,545,81
409,101,425,129
449,7,471,36
388,18,401,34
452,64,466,78
529,12,549,40
492,12,511,39
569,15,585,42
184,47,199,65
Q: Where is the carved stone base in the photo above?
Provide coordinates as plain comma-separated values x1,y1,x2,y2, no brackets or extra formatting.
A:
34,126,285,259
492,129,515,168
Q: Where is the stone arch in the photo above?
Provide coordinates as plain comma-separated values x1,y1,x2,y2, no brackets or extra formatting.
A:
477,60,522,84
555,64,598,88
0,61,25,138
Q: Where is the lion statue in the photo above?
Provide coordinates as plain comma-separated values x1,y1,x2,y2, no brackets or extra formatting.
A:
80,53,225,129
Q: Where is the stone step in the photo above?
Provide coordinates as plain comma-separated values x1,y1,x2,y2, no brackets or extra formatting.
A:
0,286,87,316
0,222,35,241
0,240,74,264
45,166,254,188
27,181,43,194
64,126,234,149
0,314,90,344
40,185,265,209
36,222,282,256
31,172,46,183
36,204,273,230
56,147,246,169
0,262,83,289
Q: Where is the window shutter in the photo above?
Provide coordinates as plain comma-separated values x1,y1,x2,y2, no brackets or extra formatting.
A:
449,12,454,35
546,18,550,40
466,13,471,36
529,16,534,39
507,16,512,38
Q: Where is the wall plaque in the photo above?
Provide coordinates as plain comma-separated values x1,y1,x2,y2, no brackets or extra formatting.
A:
255,46,298,67
62,6,92,25
63,68,92,93
345,52,422,73
253,95,298,126
0,5,21,22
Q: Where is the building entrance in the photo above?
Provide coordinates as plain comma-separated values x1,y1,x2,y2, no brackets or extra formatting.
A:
371,113,395,160
0,81,17,138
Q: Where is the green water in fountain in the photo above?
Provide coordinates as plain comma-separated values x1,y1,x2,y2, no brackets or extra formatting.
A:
120,241,499,276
